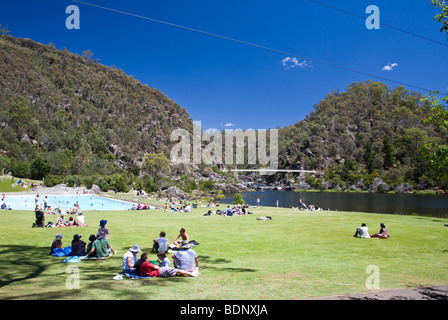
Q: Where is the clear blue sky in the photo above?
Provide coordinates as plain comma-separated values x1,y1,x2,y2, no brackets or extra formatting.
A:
1,0,447,130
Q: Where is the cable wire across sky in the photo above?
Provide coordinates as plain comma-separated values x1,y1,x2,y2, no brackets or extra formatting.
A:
309,0,448,48
72,0,447,95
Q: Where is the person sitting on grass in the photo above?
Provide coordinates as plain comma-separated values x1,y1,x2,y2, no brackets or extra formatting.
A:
151,231,169,253
56,214,66,227
66,216,75,227
172,228,189,246
85,235,116,258
157,252,170,268
76,213,88,227
370,223,390,239
69,234,86,256
353,223,370,238
139,252,197,278
172,240,199,273
96,219,109,240
86,234,97,257
122,245,142,275
50,233,63,255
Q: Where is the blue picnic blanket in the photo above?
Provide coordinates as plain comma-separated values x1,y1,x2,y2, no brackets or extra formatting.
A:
62,255,84,263
52,246,72,257
61,255,109,263
123,273,154,279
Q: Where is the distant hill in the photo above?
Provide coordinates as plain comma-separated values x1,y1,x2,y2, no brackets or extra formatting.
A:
0,35,193,178
0,34,446,192
275,81,448,191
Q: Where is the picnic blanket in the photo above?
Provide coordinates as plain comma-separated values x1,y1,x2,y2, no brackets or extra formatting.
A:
61,255,110,263
123,273,154,279
52,246,72,257
167,240,200,252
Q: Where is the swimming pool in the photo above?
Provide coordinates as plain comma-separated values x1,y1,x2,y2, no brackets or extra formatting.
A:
1,194,134,211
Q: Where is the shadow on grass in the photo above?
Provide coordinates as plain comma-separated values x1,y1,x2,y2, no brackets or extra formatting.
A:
199,255,257,273
0,245,52,289
0,244,193,300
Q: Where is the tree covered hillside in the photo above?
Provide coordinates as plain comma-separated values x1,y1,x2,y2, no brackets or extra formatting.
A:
277,81,448,191
0,35,192,181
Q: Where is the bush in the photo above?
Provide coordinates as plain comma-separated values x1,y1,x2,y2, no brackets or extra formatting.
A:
115,175,128,192
44,174,63,187
233,193,245,204
82,176,96,189
65,175,81,187
30,157,51,180
12,161,30,178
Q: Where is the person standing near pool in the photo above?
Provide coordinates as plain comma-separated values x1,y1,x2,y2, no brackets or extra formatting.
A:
44,196,48,211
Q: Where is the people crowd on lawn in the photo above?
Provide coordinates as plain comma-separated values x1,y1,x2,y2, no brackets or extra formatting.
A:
40,189,402,284
50,221,200,279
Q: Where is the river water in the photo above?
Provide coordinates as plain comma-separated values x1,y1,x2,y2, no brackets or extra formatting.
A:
221,190,448,218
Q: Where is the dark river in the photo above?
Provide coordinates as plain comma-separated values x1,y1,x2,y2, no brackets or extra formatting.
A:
221,190,448,218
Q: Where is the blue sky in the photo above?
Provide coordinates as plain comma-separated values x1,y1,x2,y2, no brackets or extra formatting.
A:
1,0,447,130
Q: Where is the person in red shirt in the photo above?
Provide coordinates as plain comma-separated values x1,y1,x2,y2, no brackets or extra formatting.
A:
139,252,197,277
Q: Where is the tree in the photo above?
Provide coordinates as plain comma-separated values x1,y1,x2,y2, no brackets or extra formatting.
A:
430,0,448,39
419,93,448,183
233,193,245,204
364,142,375,174
12,161,30,178
382,136,395,169
143,153,169,179
0,24,10,36
30,157,51,180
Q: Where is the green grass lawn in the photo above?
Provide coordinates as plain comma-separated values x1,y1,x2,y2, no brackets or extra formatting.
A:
0,204,447,300
0,176,42,193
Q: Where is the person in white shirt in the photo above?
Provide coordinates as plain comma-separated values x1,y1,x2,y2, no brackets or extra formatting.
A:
152,231,169,253
76,213,87,227
122,245,142,274
354,223,370,238
173,241,199,273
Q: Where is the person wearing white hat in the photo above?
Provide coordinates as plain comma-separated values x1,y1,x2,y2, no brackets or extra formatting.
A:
122,245,142,275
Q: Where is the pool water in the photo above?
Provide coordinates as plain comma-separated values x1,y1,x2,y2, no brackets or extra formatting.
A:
1,194,133,211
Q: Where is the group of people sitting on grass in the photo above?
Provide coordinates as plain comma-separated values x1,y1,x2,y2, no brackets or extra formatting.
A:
163,202,192,213
36,206,88,228
130,203,153,210
50,219,116,257
291,198,324,211
353,223,390,239
121,240,199,278
202,204,251,216
50,221,200,278
121,227,200,278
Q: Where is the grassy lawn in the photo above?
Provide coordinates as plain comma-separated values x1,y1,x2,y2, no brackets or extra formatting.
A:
0,204,447,300
0,176,43,193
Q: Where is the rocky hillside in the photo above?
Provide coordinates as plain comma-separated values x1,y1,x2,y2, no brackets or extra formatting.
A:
272,81,448,191
0,35,192,177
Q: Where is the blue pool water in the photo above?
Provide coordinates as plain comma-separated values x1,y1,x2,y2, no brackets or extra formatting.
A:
1,194,134,211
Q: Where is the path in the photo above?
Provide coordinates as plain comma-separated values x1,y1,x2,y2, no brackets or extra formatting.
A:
308,284,448,300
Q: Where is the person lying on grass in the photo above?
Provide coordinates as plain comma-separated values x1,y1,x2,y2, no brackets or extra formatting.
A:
139,252,198,277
